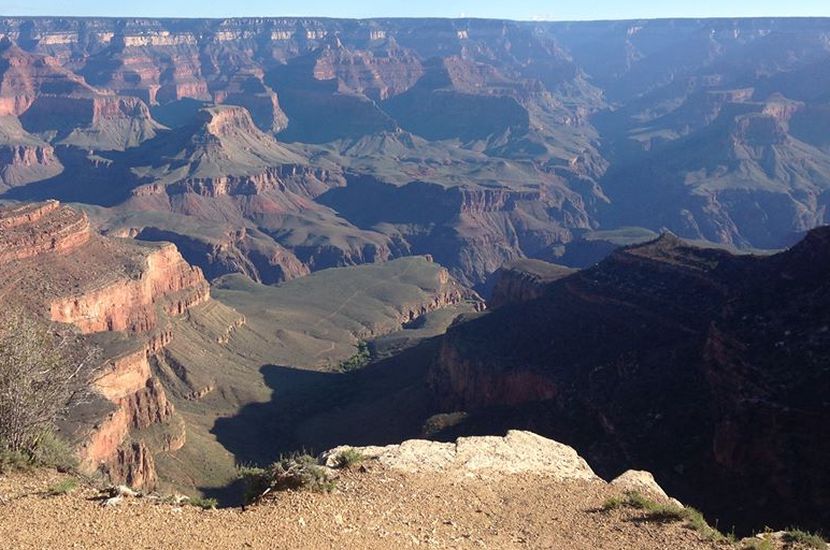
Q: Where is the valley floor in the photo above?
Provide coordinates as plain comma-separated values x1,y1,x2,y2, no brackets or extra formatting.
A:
1,467,727,550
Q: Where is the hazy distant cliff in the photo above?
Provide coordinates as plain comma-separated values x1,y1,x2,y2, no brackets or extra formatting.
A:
0,17,829,287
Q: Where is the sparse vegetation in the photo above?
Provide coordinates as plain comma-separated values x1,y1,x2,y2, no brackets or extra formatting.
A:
333,448,365,469
0,448,33,473
601,494,626,511
0,309,99,466
601,491,731,542
338,341,372,372
46,478,78,496
29,432,79,472
783,529,827,549
0,432,78,474
185,496,218,510
743,536,775,550
238,453,335,504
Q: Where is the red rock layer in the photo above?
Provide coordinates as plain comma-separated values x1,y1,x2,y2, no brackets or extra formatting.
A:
0,201,211,490
0,200,91,261
49,243,209,334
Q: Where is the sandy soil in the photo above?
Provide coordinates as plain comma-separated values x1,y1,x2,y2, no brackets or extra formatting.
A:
0,465,730,550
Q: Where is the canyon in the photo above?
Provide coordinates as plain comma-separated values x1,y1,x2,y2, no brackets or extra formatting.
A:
0,18,827,288
0,200,477,496
0,15,828,542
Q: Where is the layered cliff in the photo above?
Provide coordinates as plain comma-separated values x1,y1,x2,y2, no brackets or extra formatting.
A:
0,17,829,272
0,200,209,490
318,174,597,288
0,200,90,260
0,116,63,189
49,242,209,333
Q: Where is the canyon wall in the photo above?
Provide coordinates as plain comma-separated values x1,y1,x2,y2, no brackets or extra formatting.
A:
424,231,830,532
0,201,209,490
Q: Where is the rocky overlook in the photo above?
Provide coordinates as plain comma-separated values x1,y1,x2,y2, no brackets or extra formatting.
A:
0,431,766,550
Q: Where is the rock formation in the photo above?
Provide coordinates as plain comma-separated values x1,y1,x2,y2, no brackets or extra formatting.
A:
424,230,830,532
488,259,575,307
323,430,600,481
0,200,209,490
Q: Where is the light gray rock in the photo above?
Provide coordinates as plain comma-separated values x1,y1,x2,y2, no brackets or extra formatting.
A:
610,470,681,506
322,430,601,481
101,495,123,507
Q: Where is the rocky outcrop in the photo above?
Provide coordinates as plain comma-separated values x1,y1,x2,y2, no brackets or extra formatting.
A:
0,200,90,261
77,348,178,491
488,259,575,307
610,470,674,502
212,71,288,133
103,441,158,490
21,94,161,150
322,431,680,510
134,226,310,284
323,430,601,481
49,243,209,333
0,142,63,188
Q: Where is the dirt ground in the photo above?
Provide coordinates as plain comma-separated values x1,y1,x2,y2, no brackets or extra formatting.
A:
0,465,730,550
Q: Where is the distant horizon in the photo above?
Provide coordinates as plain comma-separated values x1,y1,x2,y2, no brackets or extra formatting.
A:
2,14,830,23
0,0,827,22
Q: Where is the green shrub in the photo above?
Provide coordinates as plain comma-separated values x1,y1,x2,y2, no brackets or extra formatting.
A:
0,310,100,455
238,454,334,504
0,448,33,473
186,496,218,510
783,529,827,549
338,342,372,372
31,432,78,472
601,495,625,511
334,449,364,469
0,432,77,473
743,537,774,550
46,478,78,496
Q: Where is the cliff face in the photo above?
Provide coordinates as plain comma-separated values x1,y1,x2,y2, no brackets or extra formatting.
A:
0,201,209,490
317,175,599,288
1,17,830,284
488,259,576,307
425,231,830,532
21,94,162,151
0,200,90,261
133,226,311,285
0,142,63,188
50,243,209,333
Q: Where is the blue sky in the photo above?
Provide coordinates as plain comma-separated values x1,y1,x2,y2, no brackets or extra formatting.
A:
1,0,828,20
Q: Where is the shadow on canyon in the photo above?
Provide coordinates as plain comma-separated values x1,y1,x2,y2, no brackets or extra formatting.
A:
204,341,441,505
2,146,136,206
